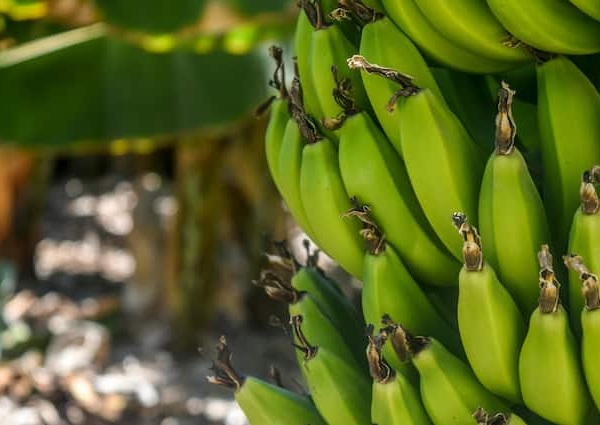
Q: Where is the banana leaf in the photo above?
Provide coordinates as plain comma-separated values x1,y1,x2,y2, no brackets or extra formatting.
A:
0,24,269,147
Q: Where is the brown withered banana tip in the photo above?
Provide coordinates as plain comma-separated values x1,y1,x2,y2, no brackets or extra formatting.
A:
333,0,382,25
206,336,244,391
452,212,483,272
564,254,600,310
290,315,318,360
473,407,511,425
255,45,288,117
495,81,516,155
346,54,419,112
537,245,560,314
342,197,386,254
380,314,429,362
366,324,395,383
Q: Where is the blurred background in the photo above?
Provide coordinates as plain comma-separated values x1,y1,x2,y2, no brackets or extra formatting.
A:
0,1,357,424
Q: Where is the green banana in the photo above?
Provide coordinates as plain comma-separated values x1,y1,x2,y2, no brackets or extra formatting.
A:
354,212,463,367
413,0,531,64
564,254,600,413
300,136,364,278
478,82,550,316
262,46,290,193
486,0,600,54
567,167,600,337
453,212,525,404
367,326,432,425
294,6,322,125
207,336,327,425
431,67,496,156
537,56,600,254
291,315,372,425
310,20,369,125
338,110,460,286
473,408,527,425
379,0,515,73
348,55,485,260
570,0,600,22
277,119,320,244
384,320,508,425
358,13,442,156
519,245,592,425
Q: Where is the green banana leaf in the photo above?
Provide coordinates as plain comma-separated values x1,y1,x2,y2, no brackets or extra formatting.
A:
0,24,270,147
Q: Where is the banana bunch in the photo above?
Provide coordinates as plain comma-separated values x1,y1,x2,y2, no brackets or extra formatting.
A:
208,0,600,423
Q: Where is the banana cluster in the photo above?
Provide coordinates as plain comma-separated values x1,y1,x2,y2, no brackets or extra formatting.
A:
209,1,600,424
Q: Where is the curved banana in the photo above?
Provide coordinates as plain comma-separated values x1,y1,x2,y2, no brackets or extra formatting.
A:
564,255,600,413
379,0,515,73
256,264,365,368
310,22,370,125
358,14,442,156
300,137,364,278
570,0,600,21
519,245,592,425
453,213,525,404
207,336,327,425
367,326,432,425
263,47,290,193
277,119,320,244
567,167,600,337
384,321,508,425
359,226,463,361
478,82,550,316
473,408,527,425
292,315,372,425
413,0,532,64
294,7,322,124
486,0,600,54
338,111,460,286
537,56,600,254
349,56,485,260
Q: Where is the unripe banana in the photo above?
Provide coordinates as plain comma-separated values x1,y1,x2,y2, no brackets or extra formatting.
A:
473,407,527,425
384,320,508,425
379,0,514,73
478,82,550,316
256,268,364,369
358,12,442,156
567,167,600,337
277,119,320,244
357,216,462,359
207,336,327,425
486,0,600,54
413,0,532,64
537,57,600,253
300,137,364,278
453,213,525,404
291,315,372,425
519,245,592,425
294,4,322,124
570,0,600,21
262,46,290,193
348,55,485,260
338,111,460,286
367,326,432,425
564,254,600,413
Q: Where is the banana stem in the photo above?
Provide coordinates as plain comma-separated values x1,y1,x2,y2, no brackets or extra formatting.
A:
380,315,430,361
347,55,420,112
495,81,516,155
538,245,561,314
207,336,245,391
291,315,319,360
366,324,395,383
451,212,483,272
581,169,600,215
563,254,600,311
